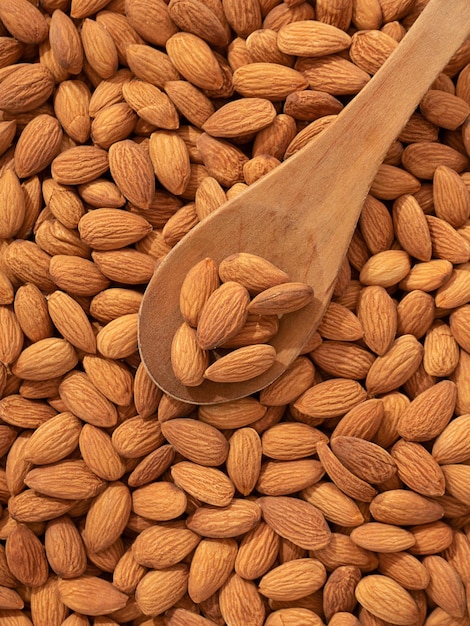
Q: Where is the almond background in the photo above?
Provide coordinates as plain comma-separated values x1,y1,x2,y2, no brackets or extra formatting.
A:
1,0,470,624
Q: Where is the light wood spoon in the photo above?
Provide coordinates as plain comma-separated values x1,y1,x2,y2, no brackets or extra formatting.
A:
139,0,470,405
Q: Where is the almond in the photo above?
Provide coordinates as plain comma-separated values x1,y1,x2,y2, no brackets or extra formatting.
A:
186,498,261,538
219,573,265,626
5,523,49,588
257,495,331,550
24,459,107,500
108,139,155,209
365,334,424,394
78,208,151,252
24,411,81,466
433,165,470,228
350,29,398,75
204,344,277,383
203,98,276,138
59,370,117,428
256,459,324,496
80,17,119,80
330,436,397,484
423,555,466,618
171,461,235,507
369,490,444,526
171,322,210,386
196,281,250,349
218,253,290,294
84,482,131,553
58,576,128,616
132,522,201,570
161,418,229,466
0,64,54,113
294,379,367,419
0,170,25,239
278,20,351,56
323,565,362,621
14,115,63,179
259,558,327,601
397,380,457,441
301,481,364,528
316,440,377,502
298,54,370,95
391,439,445,497
51,146,109,186
186,537,237,604
0,0,48,45
12,337,77,381
226,427,262,496
248,281,313,315
132,481,187,521
54,80,91,144
378,551,430,591
166,32,224,91
111,414,164,459
235,521,279,581
432,414,470,464
400,259,453,291
79,424,127,482
317,302,363,341
49,9,83,75
350,523,416,553
122,79,179,129
233,62,308,100
355,574,419,625
392,194,432,261
259,356,315,406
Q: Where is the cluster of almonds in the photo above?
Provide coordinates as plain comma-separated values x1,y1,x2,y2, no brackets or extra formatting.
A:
171,253,313,386
2,0,470,625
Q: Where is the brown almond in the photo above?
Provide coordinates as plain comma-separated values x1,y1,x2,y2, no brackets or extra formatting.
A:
369,490,444,526
316,440,377,502
108,139,155,209
257,495,331,551
301,481,364,528
187,498,261,538
278,20,351,56
24,459,106,500
5,523,49,588
188,537,237,603
204,344,276,383
58,576,128,616
294,378,367,419
330,436,397,484
226,427,262,496
259,558,327,601
166,32,224,91
51,146,109,186
197,281,250,349
355,575,419,625
350,523,416,553
365,334,424,394
391,439,445,497
161,418,229,466
397,380,457,441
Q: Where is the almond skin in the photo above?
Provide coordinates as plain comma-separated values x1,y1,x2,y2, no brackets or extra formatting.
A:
204,343,277,383
257,495,331,551
57,576,128,616
196,281,250,349
355,574,419,625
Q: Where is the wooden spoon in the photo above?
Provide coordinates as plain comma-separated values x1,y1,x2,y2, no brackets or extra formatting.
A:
139,0,470,405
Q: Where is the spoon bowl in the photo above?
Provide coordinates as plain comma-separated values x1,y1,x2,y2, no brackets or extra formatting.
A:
139,0,470,404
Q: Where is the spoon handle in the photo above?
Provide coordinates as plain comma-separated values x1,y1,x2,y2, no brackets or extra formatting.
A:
267,0,470,280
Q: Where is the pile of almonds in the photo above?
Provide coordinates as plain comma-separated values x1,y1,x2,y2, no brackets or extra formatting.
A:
172,253,314,386
2,0,470,624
